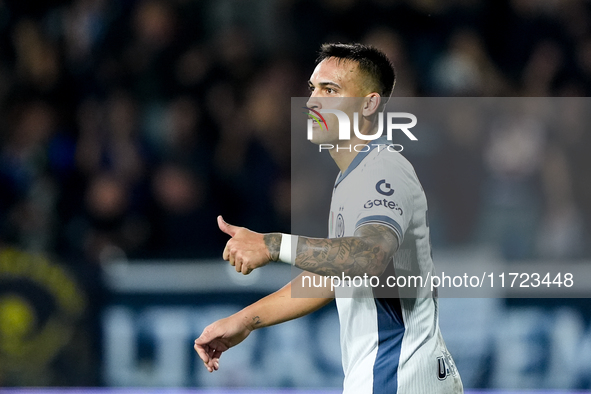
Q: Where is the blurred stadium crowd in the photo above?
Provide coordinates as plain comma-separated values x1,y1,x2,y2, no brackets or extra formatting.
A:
1,0,591,387
1,0,591,267
1,0,591,268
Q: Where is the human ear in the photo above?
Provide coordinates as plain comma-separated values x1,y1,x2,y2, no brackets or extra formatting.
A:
362,93,381,117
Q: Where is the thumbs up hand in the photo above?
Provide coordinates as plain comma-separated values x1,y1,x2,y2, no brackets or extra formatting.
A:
218,215,277,275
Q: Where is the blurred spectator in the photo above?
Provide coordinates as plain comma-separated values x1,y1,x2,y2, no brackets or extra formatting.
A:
76,91,145,183
148,162,221,259
12,19,61,92
536,148,585,259
62,0,110,71
431,29,510,96
478,101,547,260
67,172,149,264
127,0,180,99
174,44,213,94
363,27,418,97
0,101,61,252
521,40,564,96
434,102,485,245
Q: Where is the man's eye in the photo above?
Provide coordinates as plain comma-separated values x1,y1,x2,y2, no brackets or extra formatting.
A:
326,88,335,94
308,86,315,92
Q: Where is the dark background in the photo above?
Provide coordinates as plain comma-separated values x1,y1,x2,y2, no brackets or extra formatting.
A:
0,0,590,388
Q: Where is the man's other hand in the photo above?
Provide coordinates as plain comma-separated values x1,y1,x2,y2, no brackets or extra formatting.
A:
194,314,252,372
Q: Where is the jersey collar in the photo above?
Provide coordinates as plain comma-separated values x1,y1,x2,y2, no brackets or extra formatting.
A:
334,137,389,188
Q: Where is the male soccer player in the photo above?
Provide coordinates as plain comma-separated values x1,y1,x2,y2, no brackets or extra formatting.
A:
194,43,463,393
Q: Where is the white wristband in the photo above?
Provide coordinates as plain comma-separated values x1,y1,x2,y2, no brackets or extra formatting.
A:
278,234,298,265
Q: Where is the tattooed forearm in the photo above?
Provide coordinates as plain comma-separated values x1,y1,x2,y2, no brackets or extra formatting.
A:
242,314,263,332
295,224,399,277
264,233,281,261
252,316,262,327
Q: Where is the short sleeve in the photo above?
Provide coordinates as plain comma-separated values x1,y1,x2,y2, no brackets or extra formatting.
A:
352,152,415,243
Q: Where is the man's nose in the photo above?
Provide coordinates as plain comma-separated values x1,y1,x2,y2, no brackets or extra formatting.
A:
306,94,321,110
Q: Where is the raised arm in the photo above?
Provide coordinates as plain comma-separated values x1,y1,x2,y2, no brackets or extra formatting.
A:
219,215,399,278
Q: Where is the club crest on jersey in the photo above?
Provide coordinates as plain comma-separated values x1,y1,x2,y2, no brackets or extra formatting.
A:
376,179,394,196
336,214,345,238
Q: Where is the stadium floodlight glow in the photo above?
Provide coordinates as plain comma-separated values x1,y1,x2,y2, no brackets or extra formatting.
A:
304,108,418,141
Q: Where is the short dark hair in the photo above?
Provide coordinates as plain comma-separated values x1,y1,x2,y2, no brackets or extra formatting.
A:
317,43,396,98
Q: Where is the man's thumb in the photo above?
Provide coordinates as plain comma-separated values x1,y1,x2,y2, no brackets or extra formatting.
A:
218,215,238,237
194,330,211,346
